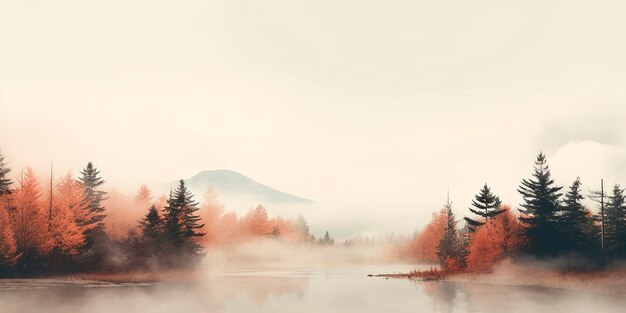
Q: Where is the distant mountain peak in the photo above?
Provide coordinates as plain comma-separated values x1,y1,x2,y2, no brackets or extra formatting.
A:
171,169,313,205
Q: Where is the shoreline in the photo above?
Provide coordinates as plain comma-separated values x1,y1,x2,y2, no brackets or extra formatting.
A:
372,264,626,296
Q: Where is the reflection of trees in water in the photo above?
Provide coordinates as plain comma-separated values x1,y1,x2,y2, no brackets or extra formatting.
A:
417,280,584,313
234,276,308,307
199,275,309,311
0,276,310,313
419,281,458,313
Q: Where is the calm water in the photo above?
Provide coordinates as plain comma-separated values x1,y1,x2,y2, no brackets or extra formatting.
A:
1,265,625,313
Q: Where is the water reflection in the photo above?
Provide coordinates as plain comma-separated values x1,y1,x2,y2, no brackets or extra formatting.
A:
418,280,626,313
1,267,626,313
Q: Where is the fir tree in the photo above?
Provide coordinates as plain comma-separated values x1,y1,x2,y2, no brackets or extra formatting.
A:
140,205,162,241
464,184,504,232
437,196,462,269
517,153,563,257
162,180,205,256
559,177,595,255
319,231,334,245
78,162,108,230
604,184,626,258
0,151,12,197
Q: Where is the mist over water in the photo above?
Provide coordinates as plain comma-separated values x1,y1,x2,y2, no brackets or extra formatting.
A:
1,244,626,313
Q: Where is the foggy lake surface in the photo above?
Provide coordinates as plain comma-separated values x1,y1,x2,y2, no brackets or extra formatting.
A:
1,264,626,313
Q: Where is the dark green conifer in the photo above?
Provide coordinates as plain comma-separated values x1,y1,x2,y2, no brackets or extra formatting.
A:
517,152,563,257
437,196,463,269
0,151,12,196
604,184,626,258
140,205,163,241
78,162,108,228
464,184,503,232
559,177,595,254
162,180,205,255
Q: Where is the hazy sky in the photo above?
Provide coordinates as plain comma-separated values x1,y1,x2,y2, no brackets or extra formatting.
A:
2,1,626,237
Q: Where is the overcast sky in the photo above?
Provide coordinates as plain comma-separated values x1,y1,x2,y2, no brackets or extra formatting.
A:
2,0,626,237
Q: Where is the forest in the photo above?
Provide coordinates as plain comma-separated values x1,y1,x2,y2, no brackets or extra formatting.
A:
402,152,622,274
0,151,331,277
0,149,622,278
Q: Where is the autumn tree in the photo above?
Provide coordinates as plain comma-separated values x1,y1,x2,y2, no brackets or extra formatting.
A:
467,206,523,272
407,208,447,262
11,168,51,272
518,153,563,257
0,151,12,197
199,187,224,246
0,205,18,275
242,205,271,237
604,184,626,258
49,173,92,257
559,177,596,255
162,180,205,257
464,184,503,232
134,185,152,203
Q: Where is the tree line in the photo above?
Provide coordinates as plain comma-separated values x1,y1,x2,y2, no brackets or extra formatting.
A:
407,152,625,272
0,152,209,276
0,150,332,277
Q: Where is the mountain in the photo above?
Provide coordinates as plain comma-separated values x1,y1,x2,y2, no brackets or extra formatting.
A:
168,169,313,205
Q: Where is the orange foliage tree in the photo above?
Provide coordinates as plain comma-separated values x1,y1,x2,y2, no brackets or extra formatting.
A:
49,172,93,255
198,188,225,246
0,198,18,269
242,205,272,237
406,208,447,262
466,205,524,272
10,168,52,263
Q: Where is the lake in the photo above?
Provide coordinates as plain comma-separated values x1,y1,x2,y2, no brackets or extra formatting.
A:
1,264,625,313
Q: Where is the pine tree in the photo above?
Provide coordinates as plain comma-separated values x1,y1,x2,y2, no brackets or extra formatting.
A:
464,184,504,232
0,151,12,197
320,231,334,245
78,162,108,230
162,180,205,256
140,205,162,241
604,184,626,258
437,197,462,270
559,177,595,255
517,152,563,257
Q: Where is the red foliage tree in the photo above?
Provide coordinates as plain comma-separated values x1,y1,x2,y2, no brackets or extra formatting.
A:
466,205,524,272
406,208,447,262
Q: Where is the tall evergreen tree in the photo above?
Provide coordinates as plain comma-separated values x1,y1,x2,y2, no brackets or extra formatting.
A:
0,151,12,197
464,184,504,232
437,196,462,269
78,162,107,230
162,180,205,256
559,177,595,255
517,153,563,257
604,184,626,258
140,205,162,241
